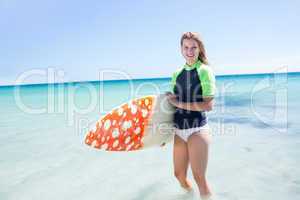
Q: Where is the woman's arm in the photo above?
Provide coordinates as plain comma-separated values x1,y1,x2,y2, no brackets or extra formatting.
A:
167,93,214,112
177,98,214,111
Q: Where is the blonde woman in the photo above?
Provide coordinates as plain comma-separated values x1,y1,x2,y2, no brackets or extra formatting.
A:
167,32,216,199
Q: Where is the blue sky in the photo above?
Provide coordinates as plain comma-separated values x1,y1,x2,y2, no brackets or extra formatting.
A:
1,0,299,85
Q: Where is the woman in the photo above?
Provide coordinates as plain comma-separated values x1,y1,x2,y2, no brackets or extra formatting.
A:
167,32,216,199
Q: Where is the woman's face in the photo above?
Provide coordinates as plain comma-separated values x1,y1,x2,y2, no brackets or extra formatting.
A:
181,39,200,64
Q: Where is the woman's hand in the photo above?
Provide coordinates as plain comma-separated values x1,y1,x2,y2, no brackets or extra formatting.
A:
166,92,180,108
165,92,214,111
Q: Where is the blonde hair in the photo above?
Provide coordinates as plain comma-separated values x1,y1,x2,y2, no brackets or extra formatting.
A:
180,32,208,65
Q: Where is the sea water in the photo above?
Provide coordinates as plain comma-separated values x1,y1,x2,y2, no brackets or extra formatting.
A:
0,73,299,200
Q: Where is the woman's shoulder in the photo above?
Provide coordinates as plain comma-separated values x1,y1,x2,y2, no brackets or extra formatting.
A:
200,63,213,71
172,66,185,76
199,64,215,75
196,64,216,82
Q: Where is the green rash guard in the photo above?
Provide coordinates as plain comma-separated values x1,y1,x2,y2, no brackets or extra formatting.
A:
171,60,216,129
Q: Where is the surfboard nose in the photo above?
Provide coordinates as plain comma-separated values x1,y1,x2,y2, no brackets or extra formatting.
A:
84,96,155,151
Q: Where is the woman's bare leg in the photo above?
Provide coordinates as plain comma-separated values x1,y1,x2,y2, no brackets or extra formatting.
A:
173,134,193,191
187,130,212,198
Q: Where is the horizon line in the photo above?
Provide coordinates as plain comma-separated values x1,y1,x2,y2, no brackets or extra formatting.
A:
1,70,299,88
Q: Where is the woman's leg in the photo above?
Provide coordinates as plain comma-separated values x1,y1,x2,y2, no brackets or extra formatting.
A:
173,134,193,191
187,130,212,198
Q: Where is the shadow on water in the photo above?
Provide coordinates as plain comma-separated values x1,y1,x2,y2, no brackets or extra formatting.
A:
211,94,292,131
215,92,291,109
222,97,250,107
214,94,252,108
210,115,291,130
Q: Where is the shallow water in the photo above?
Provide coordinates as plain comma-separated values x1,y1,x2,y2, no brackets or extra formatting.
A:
1,73,299,200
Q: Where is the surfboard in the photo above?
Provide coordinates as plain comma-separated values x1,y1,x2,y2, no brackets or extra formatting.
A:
84,94,175,151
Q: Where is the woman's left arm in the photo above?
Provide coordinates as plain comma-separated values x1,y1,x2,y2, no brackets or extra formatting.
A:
167,94,214,112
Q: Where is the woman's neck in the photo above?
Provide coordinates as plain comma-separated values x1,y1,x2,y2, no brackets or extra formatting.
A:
186,59,198,66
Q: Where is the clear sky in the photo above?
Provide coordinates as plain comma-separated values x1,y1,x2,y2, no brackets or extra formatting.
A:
1,0,299,85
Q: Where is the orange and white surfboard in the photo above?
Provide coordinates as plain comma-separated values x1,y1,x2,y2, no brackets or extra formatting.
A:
84,94,175,151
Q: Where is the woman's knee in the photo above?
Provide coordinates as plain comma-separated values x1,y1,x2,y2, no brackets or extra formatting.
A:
192,172,206,183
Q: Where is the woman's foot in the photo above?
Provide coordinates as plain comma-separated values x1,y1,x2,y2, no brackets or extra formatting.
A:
200,194,213,200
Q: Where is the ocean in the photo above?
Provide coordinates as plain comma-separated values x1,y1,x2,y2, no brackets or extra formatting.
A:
0,72,299,200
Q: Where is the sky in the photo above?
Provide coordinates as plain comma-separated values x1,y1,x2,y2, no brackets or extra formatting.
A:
1,0,300,85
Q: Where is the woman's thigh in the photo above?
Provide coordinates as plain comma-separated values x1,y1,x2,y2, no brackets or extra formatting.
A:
173,134,189,175
187,130,211,175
